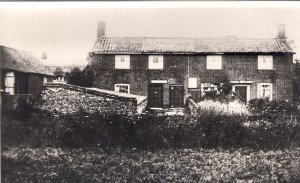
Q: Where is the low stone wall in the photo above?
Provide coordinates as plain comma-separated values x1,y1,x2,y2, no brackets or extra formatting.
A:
44,83,147,114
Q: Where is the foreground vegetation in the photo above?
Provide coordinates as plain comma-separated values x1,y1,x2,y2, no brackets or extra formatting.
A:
2,96,300,149
2,93,300,182
2,147,300,182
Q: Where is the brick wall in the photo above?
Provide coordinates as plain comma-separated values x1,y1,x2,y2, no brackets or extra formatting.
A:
89,53,294,106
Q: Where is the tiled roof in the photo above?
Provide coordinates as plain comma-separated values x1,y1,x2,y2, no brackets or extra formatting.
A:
0,45,53,75
92,37,294,54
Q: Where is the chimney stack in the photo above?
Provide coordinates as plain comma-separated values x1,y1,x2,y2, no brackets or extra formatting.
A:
277,24,286,39
97,21,106,38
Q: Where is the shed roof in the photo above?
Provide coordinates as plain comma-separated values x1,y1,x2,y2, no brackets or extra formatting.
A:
0,45,53,75
92,37,294,54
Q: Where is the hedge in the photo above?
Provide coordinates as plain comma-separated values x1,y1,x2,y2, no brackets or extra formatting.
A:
2,101,300,149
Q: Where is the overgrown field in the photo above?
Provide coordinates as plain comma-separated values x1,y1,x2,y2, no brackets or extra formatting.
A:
2,147,300,182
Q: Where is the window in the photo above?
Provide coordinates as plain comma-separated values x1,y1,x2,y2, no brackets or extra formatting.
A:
5,72,15,95
148,55,163,70
115,55,130,69
258,55,273,70
115,84,130,94
200,83,220,96
188,78,198,88
207,55,222,70
257,83,273,100
43,76,47,84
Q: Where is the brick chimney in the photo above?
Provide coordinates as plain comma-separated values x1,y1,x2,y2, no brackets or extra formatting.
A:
97,21,106,38
277,24,286,39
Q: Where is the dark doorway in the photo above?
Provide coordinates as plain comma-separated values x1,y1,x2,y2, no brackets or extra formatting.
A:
148,84,163,108
235,86,247,103
169,85,184,107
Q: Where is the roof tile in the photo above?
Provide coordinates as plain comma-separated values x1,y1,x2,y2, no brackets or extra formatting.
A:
0,46,53,75
92,37,293,54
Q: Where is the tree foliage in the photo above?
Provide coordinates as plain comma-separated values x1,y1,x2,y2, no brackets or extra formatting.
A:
53,67,64,77
294,60,300,80
65,65,94,87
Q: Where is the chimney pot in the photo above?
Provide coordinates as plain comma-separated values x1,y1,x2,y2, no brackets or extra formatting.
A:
277,24,286,39
97,22,106,38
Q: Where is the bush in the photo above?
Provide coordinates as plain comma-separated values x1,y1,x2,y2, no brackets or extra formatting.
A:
2,106,299,149
65,65,94,87
248,98,297,119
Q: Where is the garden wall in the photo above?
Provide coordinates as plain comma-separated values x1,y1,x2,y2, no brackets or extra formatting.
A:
43,83,147,114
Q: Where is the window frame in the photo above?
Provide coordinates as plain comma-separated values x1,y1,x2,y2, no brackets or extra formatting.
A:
257,83,273,100
115,55,130,69
114,84,130,94
258,55,273,70
206,55,222,70
148,55,164,70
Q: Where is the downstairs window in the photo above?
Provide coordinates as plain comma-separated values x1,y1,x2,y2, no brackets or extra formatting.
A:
115,84,130,94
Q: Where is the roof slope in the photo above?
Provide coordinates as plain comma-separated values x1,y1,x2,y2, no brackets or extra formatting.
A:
0,46,53,75
92,37,294,54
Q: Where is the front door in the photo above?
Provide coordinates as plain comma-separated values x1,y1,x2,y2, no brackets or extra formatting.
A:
235,86,247,103
169,85,184,107
148,84,163,108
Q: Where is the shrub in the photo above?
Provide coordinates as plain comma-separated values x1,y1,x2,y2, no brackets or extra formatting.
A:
2,106,299,149
248,98,297,119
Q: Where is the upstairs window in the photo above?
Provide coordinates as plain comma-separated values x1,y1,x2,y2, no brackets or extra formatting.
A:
258,55,273,70
115,55,130,69
148,55,163,70
207,55,222,70
257,83,273,100
115,84,130,94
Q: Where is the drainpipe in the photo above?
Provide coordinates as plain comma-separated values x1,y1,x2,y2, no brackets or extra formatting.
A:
187,56,190,77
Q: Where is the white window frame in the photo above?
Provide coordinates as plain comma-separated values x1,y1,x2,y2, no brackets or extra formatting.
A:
200,83,219,96
115,55,130,69
148,55,164,70
188,77,198,89
257,83,273,100
114,84,130,94
258,55,273,70
232,84,251,103
5,72,15,95
206,55,222,70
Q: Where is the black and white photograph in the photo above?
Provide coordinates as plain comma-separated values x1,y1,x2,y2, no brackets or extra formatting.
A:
1,1,300,182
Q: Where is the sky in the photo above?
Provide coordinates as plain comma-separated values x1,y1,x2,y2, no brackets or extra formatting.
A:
1,2,300,66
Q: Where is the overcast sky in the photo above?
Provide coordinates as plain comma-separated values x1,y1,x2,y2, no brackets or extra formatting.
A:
1,2,300,66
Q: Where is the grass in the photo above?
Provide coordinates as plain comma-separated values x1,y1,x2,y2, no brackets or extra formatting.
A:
2,147,300,182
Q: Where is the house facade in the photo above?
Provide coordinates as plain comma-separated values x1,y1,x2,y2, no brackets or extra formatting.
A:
88,22,294,108
0,45,53,95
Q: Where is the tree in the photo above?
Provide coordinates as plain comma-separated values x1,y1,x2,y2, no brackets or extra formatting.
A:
66,65,95,87
53,67,64,77
81,65,95,87
294,60,300,80
66,67,83,86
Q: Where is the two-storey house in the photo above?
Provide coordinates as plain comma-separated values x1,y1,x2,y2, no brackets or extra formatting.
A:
88,22,294,108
